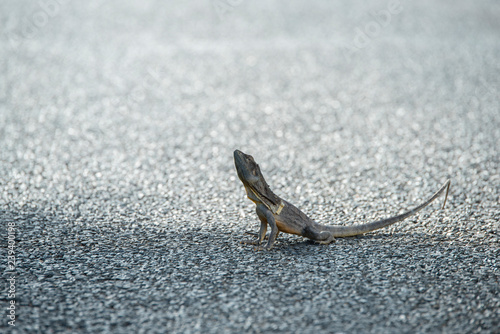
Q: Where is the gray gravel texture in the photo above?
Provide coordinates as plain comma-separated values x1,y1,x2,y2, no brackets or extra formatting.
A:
1,0,499,333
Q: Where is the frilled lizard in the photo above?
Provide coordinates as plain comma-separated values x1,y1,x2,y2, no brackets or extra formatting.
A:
234,150,450,250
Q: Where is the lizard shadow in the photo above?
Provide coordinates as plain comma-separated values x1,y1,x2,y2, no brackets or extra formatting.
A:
272,231,435,255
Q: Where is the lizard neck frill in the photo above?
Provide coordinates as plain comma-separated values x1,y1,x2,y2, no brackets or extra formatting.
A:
247,186,284,214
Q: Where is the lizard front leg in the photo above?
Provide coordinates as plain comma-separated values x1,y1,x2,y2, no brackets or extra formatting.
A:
255,204,279,250
240,219,267,246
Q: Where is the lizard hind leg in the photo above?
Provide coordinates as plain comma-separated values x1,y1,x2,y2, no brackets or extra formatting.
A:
316,231,336,245
302,226,335,244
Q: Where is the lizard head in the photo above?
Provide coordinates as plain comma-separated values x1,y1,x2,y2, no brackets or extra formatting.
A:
234,150,283,214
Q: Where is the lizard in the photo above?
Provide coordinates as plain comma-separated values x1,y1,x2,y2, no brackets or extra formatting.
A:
233,149,451,250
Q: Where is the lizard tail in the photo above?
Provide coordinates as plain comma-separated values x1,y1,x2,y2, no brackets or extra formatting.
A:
329,179,451,237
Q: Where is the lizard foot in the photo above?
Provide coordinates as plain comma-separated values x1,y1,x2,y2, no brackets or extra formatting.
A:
317,234,336,245
244,231,268,240
240,239,260,245
253,245,271,251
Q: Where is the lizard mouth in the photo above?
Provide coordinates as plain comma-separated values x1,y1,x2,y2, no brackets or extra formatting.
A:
234,150,257,183
233,150,245,177
233,149,244,162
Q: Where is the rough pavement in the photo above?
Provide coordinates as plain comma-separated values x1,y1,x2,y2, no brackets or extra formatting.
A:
1,0,499,333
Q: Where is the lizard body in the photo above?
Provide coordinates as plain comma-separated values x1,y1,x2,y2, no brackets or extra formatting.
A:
234,149,450,250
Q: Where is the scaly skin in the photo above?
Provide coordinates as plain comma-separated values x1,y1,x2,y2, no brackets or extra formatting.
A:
234,150,450,250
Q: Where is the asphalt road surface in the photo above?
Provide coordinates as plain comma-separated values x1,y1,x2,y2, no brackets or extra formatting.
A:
1,0,499,333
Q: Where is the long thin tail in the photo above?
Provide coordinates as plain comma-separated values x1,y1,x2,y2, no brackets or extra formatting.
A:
329,179,451,237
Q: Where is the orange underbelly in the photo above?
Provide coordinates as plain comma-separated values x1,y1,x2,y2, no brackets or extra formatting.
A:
276,218,302,235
